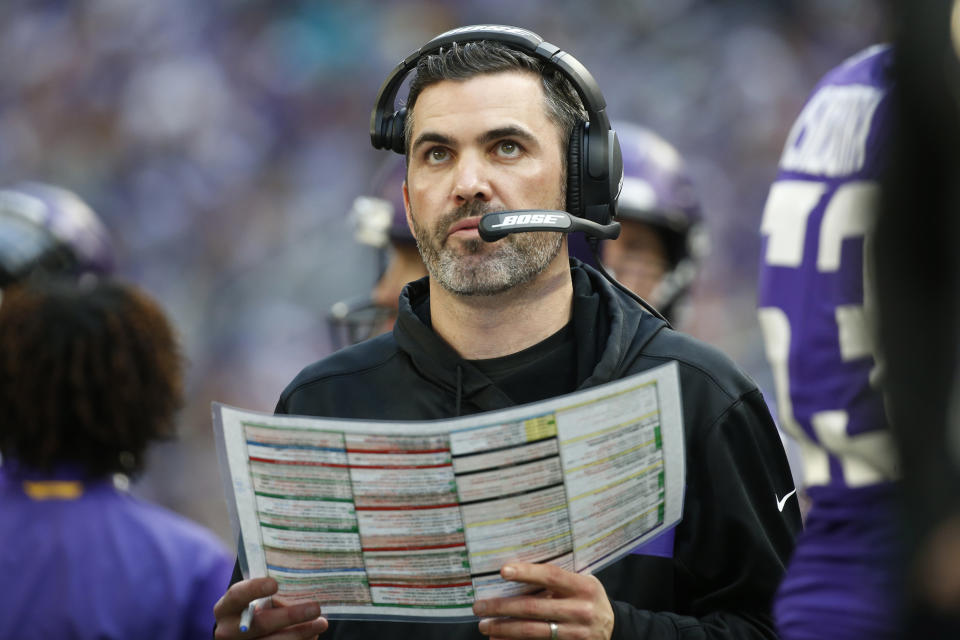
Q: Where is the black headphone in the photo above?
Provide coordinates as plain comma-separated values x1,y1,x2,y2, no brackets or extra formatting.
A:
369,24,623,228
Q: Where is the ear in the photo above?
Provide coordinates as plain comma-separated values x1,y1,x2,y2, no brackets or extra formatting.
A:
402,179,414,234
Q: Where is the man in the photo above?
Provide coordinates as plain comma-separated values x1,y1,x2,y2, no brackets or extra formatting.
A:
757,44,900,639
214,26,799,640
327,156,428,349
600,122,705,326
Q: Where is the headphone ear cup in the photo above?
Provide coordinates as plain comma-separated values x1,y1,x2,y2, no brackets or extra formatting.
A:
566,122,585,218
605,129,622,224
389,107,407,155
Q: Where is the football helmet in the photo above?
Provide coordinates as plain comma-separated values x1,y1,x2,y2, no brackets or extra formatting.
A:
605,122,706,322
328,157,418,348
0,182,114,288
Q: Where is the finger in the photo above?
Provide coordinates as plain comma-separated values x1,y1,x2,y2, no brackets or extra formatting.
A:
474,593,577,623
478,617,557,639
214,577,279,619
247,601,325,638
500,563,584,597
254,614,328,640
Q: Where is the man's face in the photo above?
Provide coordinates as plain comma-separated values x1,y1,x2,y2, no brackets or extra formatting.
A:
402,71,566,296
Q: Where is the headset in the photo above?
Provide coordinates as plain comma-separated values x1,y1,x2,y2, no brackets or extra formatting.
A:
369,24,671,325
370,24,622,229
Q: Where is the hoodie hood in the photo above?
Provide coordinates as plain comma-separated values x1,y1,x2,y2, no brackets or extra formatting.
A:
393,259,668,414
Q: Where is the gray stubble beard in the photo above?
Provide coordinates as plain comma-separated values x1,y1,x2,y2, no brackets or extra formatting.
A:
409,200,564,297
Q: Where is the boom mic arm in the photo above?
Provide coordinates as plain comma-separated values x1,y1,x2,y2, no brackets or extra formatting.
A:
478,210,621,242
477,209,671,327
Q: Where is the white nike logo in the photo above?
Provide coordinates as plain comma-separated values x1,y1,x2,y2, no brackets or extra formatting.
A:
776,488,797,512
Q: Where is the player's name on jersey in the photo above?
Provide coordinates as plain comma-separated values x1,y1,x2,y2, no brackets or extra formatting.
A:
780,84,884,178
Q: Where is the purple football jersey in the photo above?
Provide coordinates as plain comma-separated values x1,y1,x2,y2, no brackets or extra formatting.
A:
757,45,901,639
0,462,235,640
758,44,896,496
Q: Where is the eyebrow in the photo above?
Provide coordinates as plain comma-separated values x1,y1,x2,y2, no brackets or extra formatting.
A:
477,125,538,147
410,125,540,155
410,131,454,155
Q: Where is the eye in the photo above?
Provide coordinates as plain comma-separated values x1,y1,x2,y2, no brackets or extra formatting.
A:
425,147,449,164
496,140,522,158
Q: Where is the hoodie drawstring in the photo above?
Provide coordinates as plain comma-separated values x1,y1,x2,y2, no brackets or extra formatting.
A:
455,365,463,417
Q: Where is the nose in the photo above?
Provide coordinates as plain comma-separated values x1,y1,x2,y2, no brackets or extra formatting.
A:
452,152,491,205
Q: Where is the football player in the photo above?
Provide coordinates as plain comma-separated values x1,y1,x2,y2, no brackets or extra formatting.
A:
600,122,706,326
327,157,427,348
756,44,899,639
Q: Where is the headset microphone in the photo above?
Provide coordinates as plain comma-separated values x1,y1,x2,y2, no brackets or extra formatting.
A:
477,209,670,326
478,210,621,242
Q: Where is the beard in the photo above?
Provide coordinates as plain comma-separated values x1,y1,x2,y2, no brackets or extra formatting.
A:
409,200,564,297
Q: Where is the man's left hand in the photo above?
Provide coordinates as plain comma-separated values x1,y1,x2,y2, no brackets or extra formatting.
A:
472,562,614,640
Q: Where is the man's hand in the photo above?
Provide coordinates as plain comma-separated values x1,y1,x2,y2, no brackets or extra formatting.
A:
213,577,329,639
472,563,614,640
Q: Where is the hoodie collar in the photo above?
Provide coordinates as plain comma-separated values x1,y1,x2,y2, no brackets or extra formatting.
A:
394,278,515,413
393,260,667,411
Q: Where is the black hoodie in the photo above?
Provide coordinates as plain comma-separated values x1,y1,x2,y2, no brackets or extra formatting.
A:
263,261,800,640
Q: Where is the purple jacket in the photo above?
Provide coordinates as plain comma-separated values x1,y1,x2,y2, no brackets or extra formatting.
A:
0,461,234,640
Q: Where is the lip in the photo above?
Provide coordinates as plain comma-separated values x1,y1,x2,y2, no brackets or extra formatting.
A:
447,216,482,237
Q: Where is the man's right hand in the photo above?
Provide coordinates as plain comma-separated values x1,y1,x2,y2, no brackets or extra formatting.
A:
213,577,329,639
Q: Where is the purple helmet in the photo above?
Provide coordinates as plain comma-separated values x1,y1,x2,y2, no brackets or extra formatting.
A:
348,156,413,248
0,182,114,288
614,122,704,268
607,122,707,321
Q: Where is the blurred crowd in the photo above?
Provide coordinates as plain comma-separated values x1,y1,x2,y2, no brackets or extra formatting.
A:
0,0,885,543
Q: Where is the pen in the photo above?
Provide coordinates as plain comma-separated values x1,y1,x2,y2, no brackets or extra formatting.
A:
239,601,256,633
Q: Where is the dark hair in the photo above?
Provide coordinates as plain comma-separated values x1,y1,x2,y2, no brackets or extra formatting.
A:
403,40,587,159
0,279,183,477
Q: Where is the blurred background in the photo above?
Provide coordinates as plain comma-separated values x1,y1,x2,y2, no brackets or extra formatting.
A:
0,0,886,545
